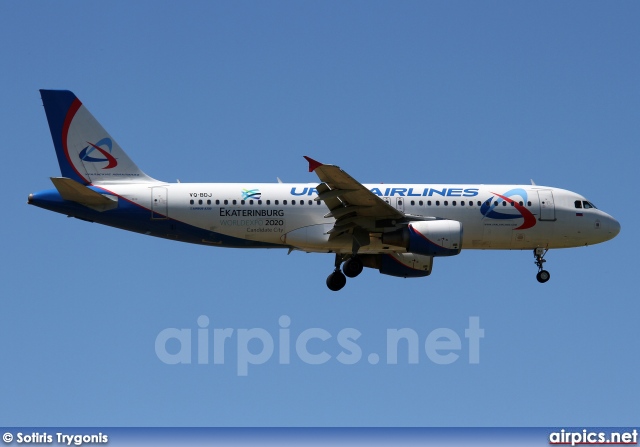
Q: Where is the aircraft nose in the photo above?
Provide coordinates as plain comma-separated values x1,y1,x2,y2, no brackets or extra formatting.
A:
605,215,621,239
609,217,620,238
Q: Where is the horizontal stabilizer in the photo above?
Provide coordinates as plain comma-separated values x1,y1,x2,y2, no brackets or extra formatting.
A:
50,177,118,212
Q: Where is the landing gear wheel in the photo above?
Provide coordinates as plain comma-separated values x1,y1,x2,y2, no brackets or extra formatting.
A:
533,248,550,284
326,270,347,291
536,270,550,283
342,257,364,278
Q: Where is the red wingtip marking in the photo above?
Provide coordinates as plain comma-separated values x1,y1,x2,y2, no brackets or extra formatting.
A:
303,156,323,172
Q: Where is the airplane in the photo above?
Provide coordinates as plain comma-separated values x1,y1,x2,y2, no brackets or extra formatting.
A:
28,90,621,291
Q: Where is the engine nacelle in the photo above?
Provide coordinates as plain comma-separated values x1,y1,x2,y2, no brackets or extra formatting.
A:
382,220,462,257
360,253,433,278
282,224,352,252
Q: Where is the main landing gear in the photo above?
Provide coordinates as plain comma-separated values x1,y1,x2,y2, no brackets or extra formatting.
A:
534,248,550,283
326,254,364,291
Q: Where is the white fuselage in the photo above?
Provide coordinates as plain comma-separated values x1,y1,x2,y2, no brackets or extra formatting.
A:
95,182,619,253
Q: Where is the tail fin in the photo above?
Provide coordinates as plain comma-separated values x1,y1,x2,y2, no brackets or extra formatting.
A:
40,90,157,184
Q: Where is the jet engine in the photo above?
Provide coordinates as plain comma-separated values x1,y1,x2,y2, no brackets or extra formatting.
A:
382,220,462,257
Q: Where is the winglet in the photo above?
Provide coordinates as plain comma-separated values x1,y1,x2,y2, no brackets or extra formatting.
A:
304,156,323,172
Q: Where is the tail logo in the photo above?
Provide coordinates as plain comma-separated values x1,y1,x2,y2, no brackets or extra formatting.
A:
78,138,118,169
480,188,537,230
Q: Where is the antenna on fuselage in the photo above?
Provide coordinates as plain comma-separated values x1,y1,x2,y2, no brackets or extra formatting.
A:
530,179,536,186
277,177,283,183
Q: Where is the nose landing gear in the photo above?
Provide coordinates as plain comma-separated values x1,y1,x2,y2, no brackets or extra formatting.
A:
534,248,550,283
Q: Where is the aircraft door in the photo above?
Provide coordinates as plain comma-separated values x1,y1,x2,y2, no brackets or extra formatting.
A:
537,190,556,221
151,187,168,219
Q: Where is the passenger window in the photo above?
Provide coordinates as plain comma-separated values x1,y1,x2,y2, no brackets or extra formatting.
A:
309,200,313,205
419,200,423,206
275,200,279,205
428,201,432,206
461,201,465,206
510,202,514,206
436,201,440,206
190,199,194,205
411,200,415,206
283,200,288,205
241,200,245,205
207,200,211,205
224,200,228,205
216,200,220,205
452,201,456,206
232,200,237,205
199,200,203,205
527,201,531,206
575,200,582,209
444,201,448,206
477,201,481,206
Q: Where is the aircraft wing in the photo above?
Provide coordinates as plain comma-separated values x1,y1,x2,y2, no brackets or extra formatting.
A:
304,156,404,246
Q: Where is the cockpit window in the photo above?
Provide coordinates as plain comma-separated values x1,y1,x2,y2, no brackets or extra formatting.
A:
574,200,582,209
582,201,597,209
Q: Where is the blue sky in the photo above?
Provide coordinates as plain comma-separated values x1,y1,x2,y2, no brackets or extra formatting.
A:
1,1,638,427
